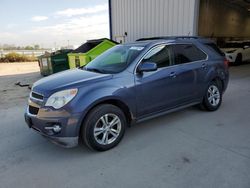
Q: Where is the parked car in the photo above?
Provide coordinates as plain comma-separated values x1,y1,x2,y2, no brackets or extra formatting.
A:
220,41,250,65
25,36,229,151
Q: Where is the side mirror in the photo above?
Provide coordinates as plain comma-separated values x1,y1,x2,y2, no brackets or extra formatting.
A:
244,45,249,49
137,62,157,73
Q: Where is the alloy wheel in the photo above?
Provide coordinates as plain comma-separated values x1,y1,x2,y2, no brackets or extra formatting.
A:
93,113,122,145
207,85,220,106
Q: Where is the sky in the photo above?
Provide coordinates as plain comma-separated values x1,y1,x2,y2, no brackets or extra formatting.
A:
0,0,109,48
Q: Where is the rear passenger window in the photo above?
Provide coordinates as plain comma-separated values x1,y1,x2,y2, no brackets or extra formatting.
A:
142,45,171,68
172,44,207,65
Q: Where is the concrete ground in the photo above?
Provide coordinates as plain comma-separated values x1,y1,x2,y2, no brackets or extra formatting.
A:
0,62,250,188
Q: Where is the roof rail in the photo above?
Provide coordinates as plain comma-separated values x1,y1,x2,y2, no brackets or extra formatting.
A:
136,36,204,41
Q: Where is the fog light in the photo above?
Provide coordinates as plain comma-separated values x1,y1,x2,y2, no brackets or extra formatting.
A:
45,124,62,133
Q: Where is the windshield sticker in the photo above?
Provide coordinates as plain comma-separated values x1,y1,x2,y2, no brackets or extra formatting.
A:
130,46,144,51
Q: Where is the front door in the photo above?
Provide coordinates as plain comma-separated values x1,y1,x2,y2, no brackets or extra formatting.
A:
135,45,183,117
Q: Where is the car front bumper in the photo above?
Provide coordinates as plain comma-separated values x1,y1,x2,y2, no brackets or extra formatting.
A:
24,107,82,148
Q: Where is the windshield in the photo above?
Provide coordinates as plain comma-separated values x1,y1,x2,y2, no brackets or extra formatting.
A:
84,45,144,74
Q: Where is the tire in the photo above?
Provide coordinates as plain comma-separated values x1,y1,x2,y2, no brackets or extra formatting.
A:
200,81,222,111
81,104,126,151
234,54,242,66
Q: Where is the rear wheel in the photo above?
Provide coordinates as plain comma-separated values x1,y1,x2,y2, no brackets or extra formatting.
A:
81,104,126,151
200,81,222,111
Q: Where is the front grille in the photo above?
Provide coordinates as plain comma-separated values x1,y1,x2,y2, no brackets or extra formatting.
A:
31,92,43,101
29,105,39,115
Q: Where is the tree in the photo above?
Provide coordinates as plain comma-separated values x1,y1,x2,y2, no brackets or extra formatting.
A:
24,46,34,50
34,44,40,50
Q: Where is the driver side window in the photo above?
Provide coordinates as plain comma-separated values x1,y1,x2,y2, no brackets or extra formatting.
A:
142,45,171,68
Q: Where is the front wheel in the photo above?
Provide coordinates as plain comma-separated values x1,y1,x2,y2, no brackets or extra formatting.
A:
81,104,126,151
200,81,222,111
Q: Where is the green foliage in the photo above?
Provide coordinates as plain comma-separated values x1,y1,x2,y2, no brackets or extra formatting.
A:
0,52,37,62
0,44,43,50
24,46,34,50
34,44,40,50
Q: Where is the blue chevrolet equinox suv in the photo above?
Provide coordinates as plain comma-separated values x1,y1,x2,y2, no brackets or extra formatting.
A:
25,36,229,151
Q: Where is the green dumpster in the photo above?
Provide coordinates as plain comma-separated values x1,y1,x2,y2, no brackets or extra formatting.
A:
50,49,72,74
68,38,117,69
37,51,52,76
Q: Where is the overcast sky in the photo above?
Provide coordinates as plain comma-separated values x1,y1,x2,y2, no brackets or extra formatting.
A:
0,0,109,48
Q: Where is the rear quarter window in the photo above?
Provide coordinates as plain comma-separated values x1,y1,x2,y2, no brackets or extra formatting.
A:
205,43,225,57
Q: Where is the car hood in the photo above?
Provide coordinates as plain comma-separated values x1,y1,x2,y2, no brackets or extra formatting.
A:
32,68,112,96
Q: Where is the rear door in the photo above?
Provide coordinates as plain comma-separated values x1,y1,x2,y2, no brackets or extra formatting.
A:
170,44,208,103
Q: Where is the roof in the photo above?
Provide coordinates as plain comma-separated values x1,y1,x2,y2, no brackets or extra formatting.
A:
136,36,204,41
134,36,214,45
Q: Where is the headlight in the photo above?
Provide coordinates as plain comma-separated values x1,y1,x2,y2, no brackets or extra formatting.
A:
45,88,78,109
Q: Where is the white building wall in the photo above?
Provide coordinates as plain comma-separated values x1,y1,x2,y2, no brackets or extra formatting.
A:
110,0,199,43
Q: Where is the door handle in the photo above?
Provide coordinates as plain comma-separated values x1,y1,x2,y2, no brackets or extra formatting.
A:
169,72,177,78
202,63,207,69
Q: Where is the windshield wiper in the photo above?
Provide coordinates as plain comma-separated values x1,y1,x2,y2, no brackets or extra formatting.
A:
85,67,105,74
